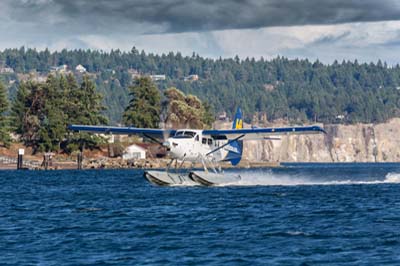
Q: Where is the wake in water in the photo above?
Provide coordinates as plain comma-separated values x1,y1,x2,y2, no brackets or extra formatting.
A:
218,170,400,187
166,165,400,187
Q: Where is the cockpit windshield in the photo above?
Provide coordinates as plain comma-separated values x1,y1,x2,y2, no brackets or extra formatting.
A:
173,131,196,139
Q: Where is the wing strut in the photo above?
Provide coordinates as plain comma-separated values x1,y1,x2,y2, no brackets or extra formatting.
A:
206,134,245,156
143,133,163,145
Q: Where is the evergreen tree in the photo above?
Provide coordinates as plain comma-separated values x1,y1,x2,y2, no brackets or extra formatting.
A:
11,75,108,153
11,81,29,135
123,76,161,128
63,75,108,153
0,81,11,147
5,47,400,124
11,81,43,148
77,75,108,125
10,80,62,152
36,75,66,152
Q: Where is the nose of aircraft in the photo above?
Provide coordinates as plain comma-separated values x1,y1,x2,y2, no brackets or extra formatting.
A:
164,138,179,158
162,140,171,151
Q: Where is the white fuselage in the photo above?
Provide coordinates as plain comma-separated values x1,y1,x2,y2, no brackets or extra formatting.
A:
166,129,229,162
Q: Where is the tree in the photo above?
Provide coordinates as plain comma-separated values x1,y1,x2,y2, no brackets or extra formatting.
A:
164,87,213,129
11,75,108,153
63,75,108,153
4,47,400,124
36,75,66,152
11,81,29,135
11,81,43,149
123,76,161,128
0,81,11,147
10,79,65,152
74,75,108,125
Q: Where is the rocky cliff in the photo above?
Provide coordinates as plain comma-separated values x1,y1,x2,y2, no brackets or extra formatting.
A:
215,118,400,162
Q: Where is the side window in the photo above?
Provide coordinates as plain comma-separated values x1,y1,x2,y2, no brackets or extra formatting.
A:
208,139,213,145
202,138,207,144
175,131,184,137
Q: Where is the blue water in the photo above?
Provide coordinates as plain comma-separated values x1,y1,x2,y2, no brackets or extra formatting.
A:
1,164,400,265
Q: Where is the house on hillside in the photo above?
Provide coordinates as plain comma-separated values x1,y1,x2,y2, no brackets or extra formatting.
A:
32,75,47,83
149,74,166,81
128,68,141,79
0,67,14,74
75,64,87,73
50,64,68,73
122,144,146,160
218,111,229,121
184,74,199,81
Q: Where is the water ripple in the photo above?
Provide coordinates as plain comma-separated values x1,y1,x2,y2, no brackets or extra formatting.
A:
0,166,400,265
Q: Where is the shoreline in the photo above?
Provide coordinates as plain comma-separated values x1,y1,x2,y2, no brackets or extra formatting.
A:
3,160,400,171
0,158,281,170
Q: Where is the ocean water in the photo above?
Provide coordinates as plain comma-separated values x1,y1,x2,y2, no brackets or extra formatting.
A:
1,163,400,265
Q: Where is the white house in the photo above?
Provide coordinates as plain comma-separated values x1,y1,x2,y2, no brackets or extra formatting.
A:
0,67,14,74
75,64,87,73
50,64,68,73
149,74,166,81
184,74,199,81
336,114,345,120
32,75,47,83
122,144,146,160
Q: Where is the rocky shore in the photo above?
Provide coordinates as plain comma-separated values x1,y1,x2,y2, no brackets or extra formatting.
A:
83,158,280,170
0,155,280,170
244,118,400,163
3,117,400,170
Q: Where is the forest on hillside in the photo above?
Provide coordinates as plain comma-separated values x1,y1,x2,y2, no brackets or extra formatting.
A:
1,47,400,124
0,75,212,153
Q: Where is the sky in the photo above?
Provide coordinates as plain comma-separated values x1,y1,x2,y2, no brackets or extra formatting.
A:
1,0,400,64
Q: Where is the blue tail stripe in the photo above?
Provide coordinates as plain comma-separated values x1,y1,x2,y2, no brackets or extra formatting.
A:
228,107,243,166
232,107,243,129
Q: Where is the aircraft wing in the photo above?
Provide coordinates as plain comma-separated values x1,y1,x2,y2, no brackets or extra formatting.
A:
68,125,176,140
202,125,326,140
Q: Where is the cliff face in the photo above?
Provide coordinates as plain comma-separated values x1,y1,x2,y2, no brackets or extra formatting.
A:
216,118,400,162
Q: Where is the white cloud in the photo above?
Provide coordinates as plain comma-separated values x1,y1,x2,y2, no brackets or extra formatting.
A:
71,32,224,58
209,21,400,63
1,11,400,65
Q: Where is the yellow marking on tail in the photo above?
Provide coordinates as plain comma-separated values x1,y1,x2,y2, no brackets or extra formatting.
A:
235,119,243,129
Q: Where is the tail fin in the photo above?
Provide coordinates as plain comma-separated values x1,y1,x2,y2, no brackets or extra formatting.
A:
232,107,243,129
227,107,243,166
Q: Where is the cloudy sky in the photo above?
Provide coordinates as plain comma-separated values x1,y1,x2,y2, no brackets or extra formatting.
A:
1,0,400,63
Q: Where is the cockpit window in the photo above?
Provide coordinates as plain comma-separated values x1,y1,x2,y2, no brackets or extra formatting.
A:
173,131,196,139
174,131,184,137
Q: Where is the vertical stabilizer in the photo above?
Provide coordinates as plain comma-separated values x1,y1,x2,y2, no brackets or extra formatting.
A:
232,107,243,129
227,107,243,165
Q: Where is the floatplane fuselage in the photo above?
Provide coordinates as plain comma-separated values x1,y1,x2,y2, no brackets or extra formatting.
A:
68,108,326,186
164,129,237,163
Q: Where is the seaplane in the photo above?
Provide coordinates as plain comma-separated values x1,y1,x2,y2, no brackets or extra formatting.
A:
68,108,325,186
